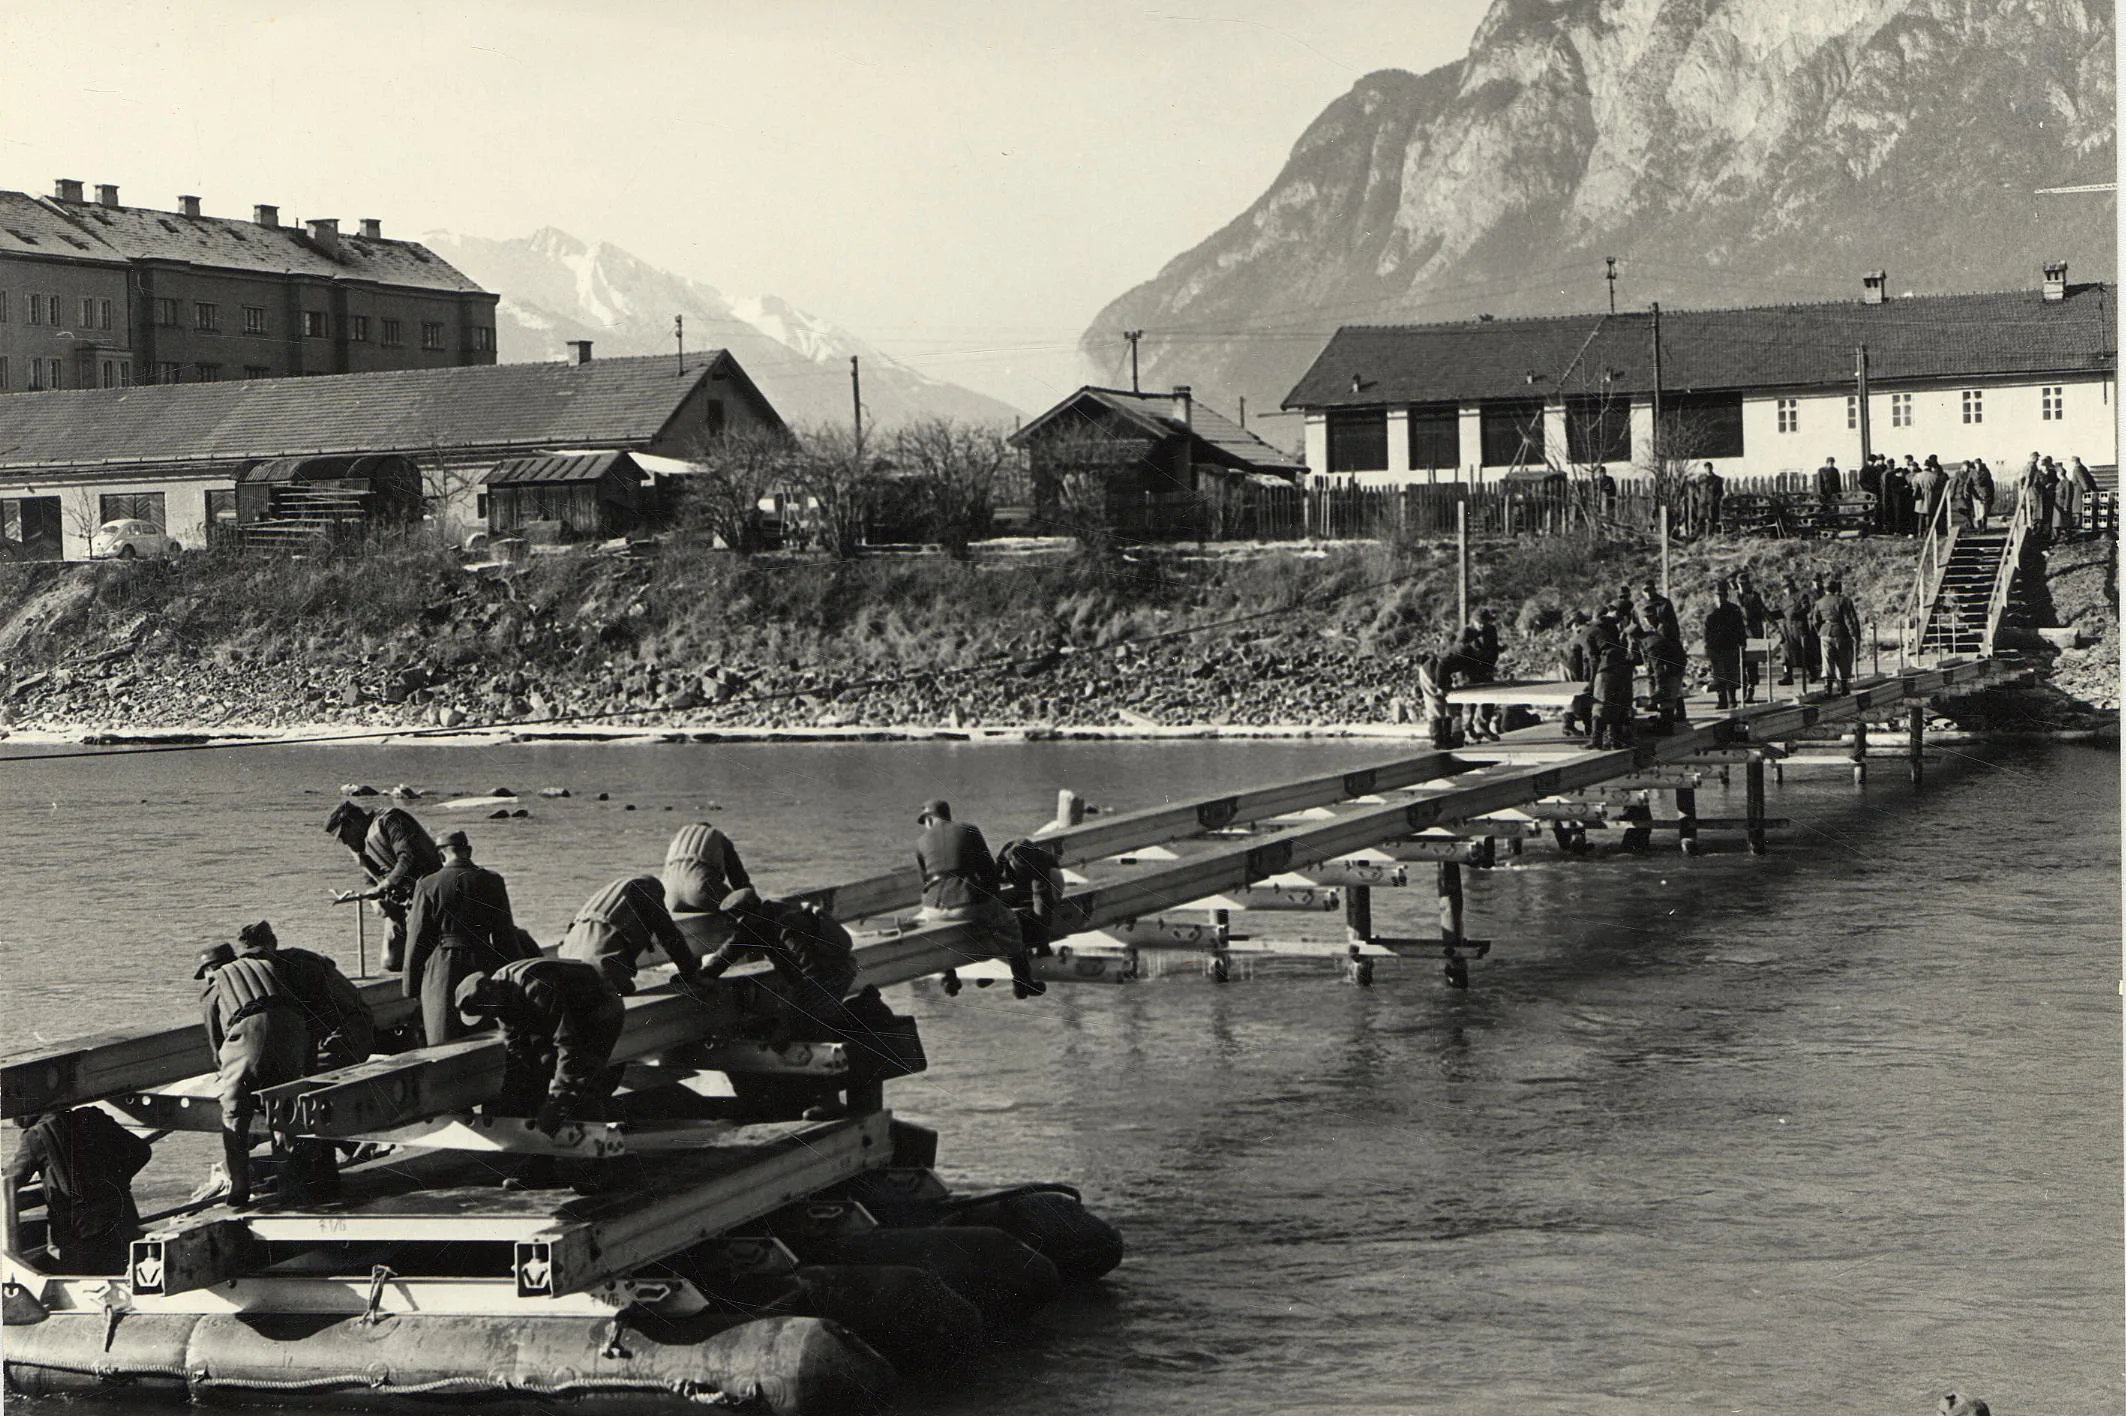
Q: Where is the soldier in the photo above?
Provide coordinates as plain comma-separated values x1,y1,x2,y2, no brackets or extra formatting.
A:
325,800,443,972
1815,455,1843,515
1812,577,1863,694
1589,618,1636,750
405,831,532,1044
229,922,372,1199
1735,573,1771,703
560,875,703,996
1970,458,1996,532
1703,582,1749,711
660,821,754,948
6,1107,152,1274
454,958,625,1189
196,940,309,1209
994,837,1061,998
914,799,1021,992
1638,580,1681,647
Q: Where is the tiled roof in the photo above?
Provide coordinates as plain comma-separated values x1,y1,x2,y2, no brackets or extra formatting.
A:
0,354,745,471
0,191,120,262
1,191,485,292
1282,285,2117,409
486,450,637,485
1012,386,1306,474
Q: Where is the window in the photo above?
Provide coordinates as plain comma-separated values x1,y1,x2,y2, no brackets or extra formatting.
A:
101,361,114,388
46,359,61,389
1961,389,1983,424
1480,399,1545,467
243,305,268,334
155,361,182,384
82,297,97,327
28,293,43,325
349,315,370,342
475,493,489,520
0,356,7,389
381,318,403,346
0,290,8,321
472,325,493,352
1776,398,1799,433
205,489,238,529
1408,403,1460,469
194,301,218,331
116,363,128,387
1846,395,1858,430
702,398,726,438
1564,396,1629,464
2041,385,2064,421
420,321,445,350
1890,393,1913,428
99,492,166,529
1325,409,1389,473
194,363,222,382
1657,392,1746,459
99,298,111,330
26,359,43,390
304,310,329,338
2,497,63,559
153,297,180,327
244,365,272,380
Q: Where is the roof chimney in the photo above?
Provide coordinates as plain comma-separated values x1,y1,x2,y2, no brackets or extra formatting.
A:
253,203,279,228
95,184,120,208
1862,270,1887,305
567,340,594,364
2043,261,2069,302
178,195,201,218
305,218,340,257
54,178,84,203
359,218,382,239
1172,384,1193,429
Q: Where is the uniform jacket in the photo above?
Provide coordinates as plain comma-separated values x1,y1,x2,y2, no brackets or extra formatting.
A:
405,861,523,1000
201,955,302,1053
916,820,1000,911
1811,593,1863,645
561,876,697,979
360,809,443,900
1703,602,1749,655
709,899,859,998
260,946,375,1068
484,957,625,1099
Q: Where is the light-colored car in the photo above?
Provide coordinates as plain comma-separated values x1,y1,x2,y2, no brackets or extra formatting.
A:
90,519,183,560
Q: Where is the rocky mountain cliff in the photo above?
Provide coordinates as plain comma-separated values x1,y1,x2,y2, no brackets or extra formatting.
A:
427,228,1023,428
1085,0,2117,436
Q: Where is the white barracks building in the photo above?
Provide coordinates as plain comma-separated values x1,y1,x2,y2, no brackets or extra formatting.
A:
1282,268,2115,485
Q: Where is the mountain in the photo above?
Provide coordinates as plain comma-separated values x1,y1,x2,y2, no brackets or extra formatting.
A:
1084,0,2117,439
426,228,1023,428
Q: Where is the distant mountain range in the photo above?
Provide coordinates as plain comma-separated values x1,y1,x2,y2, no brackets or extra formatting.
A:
426,228,1023,428
1084,0,2118,438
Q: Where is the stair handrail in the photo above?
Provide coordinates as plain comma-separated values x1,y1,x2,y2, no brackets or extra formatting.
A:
1978,485,2037,656
1902,491,1958,660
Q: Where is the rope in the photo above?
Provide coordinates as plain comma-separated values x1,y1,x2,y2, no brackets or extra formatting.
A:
6,1357,750,1405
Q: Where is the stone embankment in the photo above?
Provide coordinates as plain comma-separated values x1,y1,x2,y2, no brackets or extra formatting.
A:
0,534,2108,738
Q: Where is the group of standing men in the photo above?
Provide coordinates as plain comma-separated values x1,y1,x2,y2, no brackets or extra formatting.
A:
1828,451,2100,540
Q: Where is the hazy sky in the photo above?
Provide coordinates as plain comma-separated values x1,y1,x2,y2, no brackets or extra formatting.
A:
1,1,1493,410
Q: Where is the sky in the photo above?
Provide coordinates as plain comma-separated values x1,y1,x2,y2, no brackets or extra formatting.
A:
0,0,1494,411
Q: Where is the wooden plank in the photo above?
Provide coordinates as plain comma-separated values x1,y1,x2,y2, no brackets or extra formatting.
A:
529,1112,890,1297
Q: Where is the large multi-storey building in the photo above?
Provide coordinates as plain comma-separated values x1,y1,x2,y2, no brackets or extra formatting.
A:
0,179,496,395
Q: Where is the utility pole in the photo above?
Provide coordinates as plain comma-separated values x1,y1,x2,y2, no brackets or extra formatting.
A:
1854,345,1872,466
1649,302,1664,488
850,355,863,453
1605,257,1617,314
1238,395,1247,430
1124,329,1142,393
674,314,684,378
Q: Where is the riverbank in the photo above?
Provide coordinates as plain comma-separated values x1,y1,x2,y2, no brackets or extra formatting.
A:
0,533,2110,736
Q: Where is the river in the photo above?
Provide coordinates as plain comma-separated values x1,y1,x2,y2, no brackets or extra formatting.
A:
0,736,2117,1414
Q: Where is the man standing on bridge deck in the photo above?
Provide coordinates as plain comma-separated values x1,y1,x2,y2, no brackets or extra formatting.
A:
1637,581,1680,648
661,821,753,950
1812,577,1863,695
914,799,1021,995
406,831,531,1044
1703,583,1748,711
197,940,309,1209
455,958,626,1189
1589,615,1636,750
1735,574,1770,702
560,875,703,996
230,922,372,1200
326,800,443,973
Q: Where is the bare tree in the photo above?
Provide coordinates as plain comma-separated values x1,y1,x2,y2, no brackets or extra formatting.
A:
887,418,1010,558
787,422,879,560
673,425,799,553
1027,422,1145,560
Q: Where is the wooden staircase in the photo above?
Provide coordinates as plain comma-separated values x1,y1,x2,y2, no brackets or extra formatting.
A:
238,486,370,552
1909,490,2037,659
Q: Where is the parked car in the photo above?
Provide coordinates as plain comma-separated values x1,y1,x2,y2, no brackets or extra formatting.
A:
90,519,183,560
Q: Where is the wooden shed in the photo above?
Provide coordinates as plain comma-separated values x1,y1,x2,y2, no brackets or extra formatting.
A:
483,450,653,541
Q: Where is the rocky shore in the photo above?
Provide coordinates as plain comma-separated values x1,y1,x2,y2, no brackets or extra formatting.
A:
1,534,2111,741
